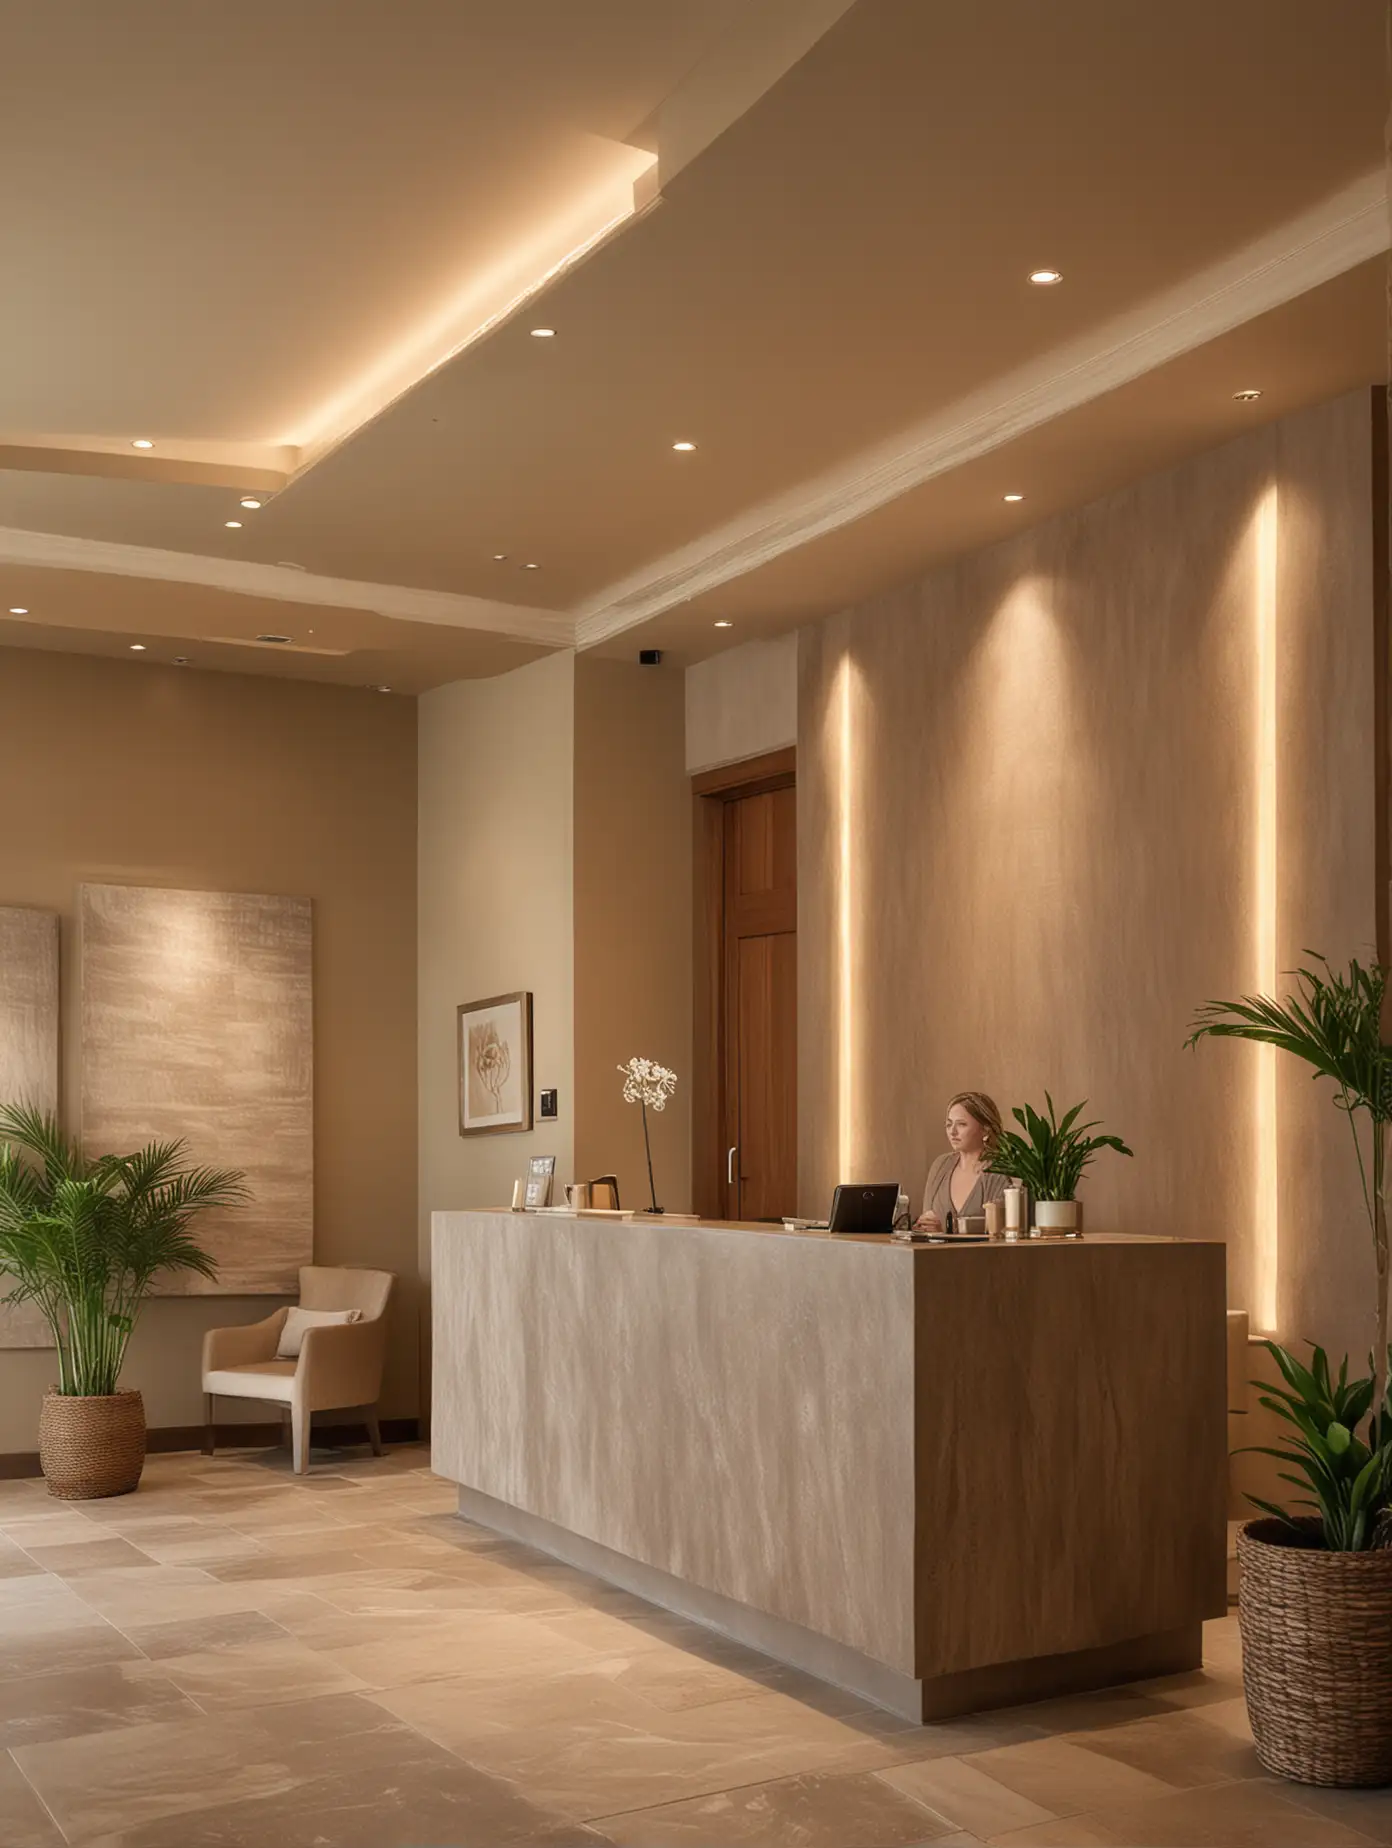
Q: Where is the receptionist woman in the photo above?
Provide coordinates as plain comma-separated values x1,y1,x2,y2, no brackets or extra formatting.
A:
916,1092,1012,1232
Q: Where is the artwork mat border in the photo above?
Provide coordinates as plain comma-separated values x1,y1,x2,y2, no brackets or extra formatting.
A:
457,990,534,1137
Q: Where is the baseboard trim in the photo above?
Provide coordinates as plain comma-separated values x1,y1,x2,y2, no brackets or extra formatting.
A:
0,1416,421,1480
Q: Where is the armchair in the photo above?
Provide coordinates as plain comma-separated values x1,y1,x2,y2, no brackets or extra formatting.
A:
201,1265,395,1474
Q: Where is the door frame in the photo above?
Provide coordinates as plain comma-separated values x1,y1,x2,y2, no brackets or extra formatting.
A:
691,747,796,1219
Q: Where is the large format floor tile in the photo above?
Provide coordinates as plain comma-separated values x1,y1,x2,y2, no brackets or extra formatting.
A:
0,1446,1354,1848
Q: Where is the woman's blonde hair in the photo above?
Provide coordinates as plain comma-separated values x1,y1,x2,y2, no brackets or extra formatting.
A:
949,1091,1004,1155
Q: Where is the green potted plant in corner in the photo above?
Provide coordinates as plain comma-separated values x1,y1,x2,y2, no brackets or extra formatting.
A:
987,1094,1133,1236
1189,955,1392,1787
0,1104,246,1500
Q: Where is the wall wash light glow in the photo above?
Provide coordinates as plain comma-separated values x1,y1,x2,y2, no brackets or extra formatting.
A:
1254,484,1279,1332
836,653,857,1181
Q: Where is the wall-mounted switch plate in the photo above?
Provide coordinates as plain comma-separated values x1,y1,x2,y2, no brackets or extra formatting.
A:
539,1089,558,1119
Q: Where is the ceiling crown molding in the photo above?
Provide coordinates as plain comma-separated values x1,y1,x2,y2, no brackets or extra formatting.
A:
575,168,1389,650
0,527,572,647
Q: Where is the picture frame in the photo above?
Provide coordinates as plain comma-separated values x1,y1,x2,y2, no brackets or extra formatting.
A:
458,991,534,1136
523,1154,555,1208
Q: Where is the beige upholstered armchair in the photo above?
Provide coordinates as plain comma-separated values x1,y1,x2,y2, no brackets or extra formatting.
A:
202,1265,395,1474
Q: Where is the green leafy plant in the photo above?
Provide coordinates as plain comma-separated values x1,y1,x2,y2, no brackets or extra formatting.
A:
1186,955,1392,1457
0,1104,247,1397
986,1094,1133,1200
1242,1340,1391,1551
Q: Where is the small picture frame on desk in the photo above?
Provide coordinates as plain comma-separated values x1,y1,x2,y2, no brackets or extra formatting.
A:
458,991,533,1136
523,1155,555,1208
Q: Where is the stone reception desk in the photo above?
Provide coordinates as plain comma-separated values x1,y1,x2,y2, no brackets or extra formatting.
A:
431,1211,1227,1721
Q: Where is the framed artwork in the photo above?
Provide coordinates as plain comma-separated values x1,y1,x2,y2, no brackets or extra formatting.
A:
458,991,533,1136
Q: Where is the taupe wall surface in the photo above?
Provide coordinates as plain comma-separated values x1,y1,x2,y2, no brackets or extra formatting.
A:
574,658,692,1213
800,392,1376,1363
685,633,797,775
417,651,577,1266
0,650,418,1451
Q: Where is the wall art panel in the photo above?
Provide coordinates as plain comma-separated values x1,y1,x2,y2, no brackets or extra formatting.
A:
0,906,59,1346
80,884,313,1294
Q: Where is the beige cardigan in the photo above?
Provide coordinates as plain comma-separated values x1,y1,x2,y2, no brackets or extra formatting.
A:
921,1153,1014,1224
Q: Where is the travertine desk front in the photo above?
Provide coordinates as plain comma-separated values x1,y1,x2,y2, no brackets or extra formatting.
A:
431,1212,1227,1720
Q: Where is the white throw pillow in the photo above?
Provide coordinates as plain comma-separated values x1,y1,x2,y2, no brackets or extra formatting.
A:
276,1306,362,1359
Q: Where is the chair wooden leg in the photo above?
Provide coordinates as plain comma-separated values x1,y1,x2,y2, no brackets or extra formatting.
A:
291,1405,310,1475
203,1394,215,1457
365,1407,383,1457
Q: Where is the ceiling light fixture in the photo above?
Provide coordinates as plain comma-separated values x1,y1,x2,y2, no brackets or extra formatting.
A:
522,562,540,570
224,520,242,529
493,553,508,562
8,607,27,615
256,633,291,645
131,438,154,450
714,620,733,628
1028,269,1063,286
672,441,697,452
530,328,556,338
239,498,263,510
1003,493,1025,503
129,643,146,652
374,685,392,693
1233,388,1263,403
173,656,189,666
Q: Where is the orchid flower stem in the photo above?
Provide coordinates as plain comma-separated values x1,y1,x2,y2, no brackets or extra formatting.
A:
642,1102,660,1215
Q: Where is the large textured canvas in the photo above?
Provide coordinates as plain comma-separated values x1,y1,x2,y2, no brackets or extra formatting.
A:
80,884,313,1294
0,906,59,1346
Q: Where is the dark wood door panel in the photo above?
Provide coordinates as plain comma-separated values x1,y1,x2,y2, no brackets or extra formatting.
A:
735,929,797,1221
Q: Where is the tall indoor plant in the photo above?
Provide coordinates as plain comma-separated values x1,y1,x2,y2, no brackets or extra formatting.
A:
987,1094,1132,1235
1188,956,1392,1786
0,1104,246,1499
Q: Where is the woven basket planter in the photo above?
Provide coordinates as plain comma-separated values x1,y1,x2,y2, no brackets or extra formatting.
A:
38,1389,146,1500
1238,1517,1392,1787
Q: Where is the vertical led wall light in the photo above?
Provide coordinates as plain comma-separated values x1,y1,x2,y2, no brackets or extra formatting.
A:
1254,483,1279,1332
836,653,856,1182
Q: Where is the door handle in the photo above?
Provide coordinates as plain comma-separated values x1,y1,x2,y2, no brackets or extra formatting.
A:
727,1145,738,1185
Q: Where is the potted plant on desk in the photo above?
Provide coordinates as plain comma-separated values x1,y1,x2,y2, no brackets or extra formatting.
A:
987,1093,1133,1236
1188,957,1392,1787
0,1104,246,1500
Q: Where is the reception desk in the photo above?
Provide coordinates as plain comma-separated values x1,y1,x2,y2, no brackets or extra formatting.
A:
431,1211,1227,1721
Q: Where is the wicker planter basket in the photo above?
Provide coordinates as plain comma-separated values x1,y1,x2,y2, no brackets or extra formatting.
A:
1238,1517,1392,1787
38,1389,146,1500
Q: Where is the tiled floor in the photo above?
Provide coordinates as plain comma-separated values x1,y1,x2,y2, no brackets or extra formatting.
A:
0,1448,1387,1847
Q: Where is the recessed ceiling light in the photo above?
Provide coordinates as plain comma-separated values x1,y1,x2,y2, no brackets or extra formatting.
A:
173,656,189,666
672,441,697,452
256,633,291,645
1233,388,1263,403
129,643,146,652
239,497,263,510
224,520,242,529
1003,493,1025,503
8,607,27,615
714,620,734,628
1028,269,1063,286
131,438,154,450
493,553,508,561
522,562,540,570
374,685,392,693
530,328,555,338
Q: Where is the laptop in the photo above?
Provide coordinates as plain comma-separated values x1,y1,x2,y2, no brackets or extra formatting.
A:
826,1182,900,1235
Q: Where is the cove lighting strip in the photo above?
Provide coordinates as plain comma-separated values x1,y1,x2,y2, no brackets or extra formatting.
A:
1254,484,1279,1332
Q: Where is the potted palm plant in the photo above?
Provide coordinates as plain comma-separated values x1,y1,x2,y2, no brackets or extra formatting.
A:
0,1104,246,1500
987,1094,1133,1235
1189,956,1392,1786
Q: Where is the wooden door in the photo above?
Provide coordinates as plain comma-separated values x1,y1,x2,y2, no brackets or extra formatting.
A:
721,785,797,1219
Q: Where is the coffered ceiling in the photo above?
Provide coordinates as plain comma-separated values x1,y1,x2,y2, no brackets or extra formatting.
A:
0,0,1384,691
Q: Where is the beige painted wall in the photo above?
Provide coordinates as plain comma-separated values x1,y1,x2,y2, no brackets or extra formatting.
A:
417,651,576,1278
0,649,418,1453
574,658,692,1213
685,632,797,774
799,391,1377,1365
